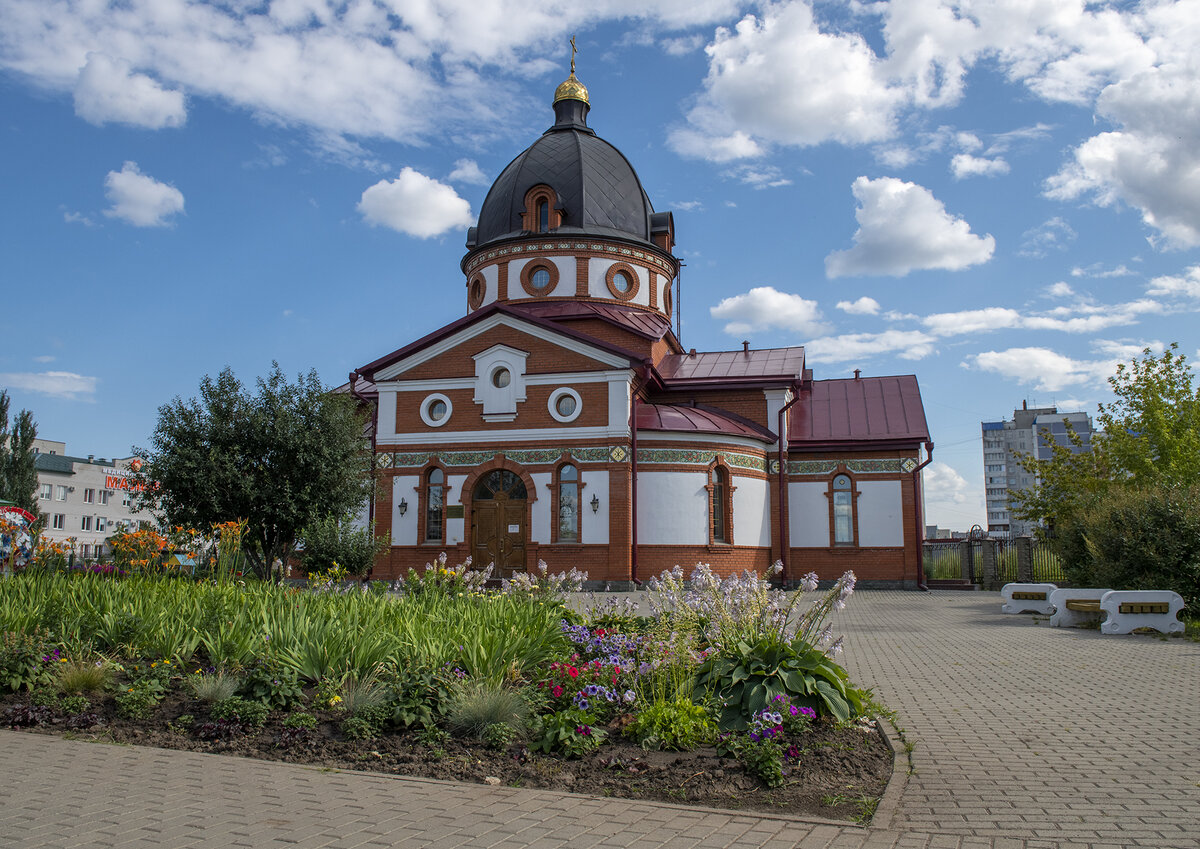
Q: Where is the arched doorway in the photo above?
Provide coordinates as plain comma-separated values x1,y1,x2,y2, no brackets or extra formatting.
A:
471,469,528,577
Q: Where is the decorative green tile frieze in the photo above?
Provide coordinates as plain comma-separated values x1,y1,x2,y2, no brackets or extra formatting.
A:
787,458,908,475
636,448,767,472
384,446,620,469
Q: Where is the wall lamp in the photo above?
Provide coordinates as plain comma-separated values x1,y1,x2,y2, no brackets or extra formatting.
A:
398,498,408,516
590,494,600,514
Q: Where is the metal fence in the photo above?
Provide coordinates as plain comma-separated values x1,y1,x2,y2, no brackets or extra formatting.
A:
922,536,1070,587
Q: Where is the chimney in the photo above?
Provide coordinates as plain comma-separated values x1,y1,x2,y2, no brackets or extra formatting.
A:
742,340,750,355
853,369,861,380
1022,400,1028,411
688,348,696,358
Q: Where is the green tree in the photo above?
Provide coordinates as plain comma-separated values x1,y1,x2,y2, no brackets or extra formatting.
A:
135,364,372,580
298,513,388,576
0,390,41,524
1014,343,1200,527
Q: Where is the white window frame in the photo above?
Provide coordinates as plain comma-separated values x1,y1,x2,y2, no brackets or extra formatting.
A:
548,387,583,423
419,393,454,428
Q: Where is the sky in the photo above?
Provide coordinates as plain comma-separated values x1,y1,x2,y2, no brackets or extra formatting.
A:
1,0,1198,532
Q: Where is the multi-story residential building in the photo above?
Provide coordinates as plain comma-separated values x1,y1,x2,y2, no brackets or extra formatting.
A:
33,443,146,559
981,403,1094,535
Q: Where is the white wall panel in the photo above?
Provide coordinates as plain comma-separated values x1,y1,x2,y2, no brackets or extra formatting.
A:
508,256,574,299
857,480,904,547
391,475,419,545
581,471,609,544
529,472,552,544
732,475,771,547
788,482,829,547
445,474,466,545
638,471,707,545
588,257,650,308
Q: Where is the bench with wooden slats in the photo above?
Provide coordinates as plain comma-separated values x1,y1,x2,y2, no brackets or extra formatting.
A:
1100,590,1185,635
1000,583,1057,615
1050,588,1112,628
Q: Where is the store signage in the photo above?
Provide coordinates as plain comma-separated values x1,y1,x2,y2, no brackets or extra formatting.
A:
102,468,149,492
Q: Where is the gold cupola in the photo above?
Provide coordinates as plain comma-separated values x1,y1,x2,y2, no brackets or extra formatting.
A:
553,36,589,105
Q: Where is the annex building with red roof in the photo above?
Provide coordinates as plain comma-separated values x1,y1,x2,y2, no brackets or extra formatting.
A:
345,65,933,588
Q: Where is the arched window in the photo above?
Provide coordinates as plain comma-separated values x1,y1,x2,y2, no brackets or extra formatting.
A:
558,464,579,542
425,468,445,542
831,473,855,545
711,466,730,544
538,200,549,233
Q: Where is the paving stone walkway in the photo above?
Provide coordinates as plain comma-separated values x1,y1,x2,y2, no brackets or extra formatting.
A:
1,591,1197,849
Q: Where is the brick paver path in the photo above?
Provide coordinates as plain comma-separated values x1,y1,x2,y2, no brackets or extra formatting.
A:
2,591,1197,849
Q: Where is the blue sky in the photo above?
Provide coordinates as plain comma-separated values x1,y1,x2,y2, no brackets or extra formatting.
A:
2,0,1198,531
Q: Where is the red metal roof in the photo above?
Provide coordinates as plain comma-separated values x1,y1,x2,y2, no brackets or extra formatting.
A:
789,375,929,448
657,347,805,384
636,403,776,443
510,300,673,341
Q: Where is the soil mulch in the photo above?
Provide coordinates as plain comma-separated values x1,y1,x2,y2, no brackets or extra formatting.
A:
3,691,893,823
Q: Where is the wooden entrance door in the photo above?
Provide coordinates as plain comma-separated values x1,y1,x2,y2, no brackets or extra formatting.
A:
471,470,528,577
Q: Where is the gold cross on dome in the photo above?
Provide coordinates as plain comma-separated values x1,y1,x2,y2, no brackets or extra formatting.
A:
570,35,577,74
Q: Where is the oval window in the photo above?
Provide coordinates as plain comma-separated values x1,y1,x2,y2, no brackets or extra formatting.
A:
492,368,511,388
428,400,447,421
555,394,577,417
468,275,485,309
531,267,551,290
612,271,631,292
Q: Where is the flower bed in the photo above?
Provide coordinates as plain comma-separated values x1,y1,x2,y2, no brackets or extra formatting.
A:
0,558,892,822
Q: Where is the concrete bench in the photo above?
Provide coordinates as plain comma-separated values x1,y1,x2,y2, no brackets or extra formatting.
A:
1000,582,1057,615
1048,588,1113,628
1099,590,1185,635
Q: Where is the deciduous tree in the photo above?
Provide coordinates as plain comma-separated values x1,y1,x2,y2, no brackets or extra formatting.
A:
135,364,371,580
0,390,41,525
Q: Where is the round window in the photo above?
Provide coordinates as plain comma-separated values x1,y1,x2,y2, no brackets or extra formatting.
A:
420,393,453,427
555,394,577,418
428,400,447,421
548,387,582,423
531,267,551,290
492,368,511,388
468,275,485,309
612,271,631,292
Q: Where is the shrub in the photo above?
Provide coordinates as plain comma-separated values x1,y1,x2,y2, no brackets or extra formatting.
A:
211,696,269,728
445,677,530,741
57,659,112,695
530,708,606,758
186,669,242,703
279,711,317,747
626,699,717,751
239,661,304,710
340,715,379,740
282,711,318,730
115,681,163,719
0,630,55,692
5,703,55,728
299,514,388,577
58,694,91,715
696,636,869,728
1053,485,1200,609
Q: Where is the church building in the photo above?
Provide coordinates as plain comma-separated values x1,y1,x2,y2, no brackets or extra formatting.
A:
346,63,933,589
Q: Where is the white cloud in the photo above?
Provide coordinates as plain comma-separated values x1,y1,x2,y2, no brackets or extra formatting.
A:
1019,216,1076,258
950,153,1009,179
1046,282,1075,297
709,286,830,336
1046,61,1200,248
102,162,184,227
32,356,55,364
803,329,938,364
673,2,903,157
721,164,791,189
825,177,994,278
73,53,185,129
63,211,95,227
672,200,704,212
923,462,969,506
1146,265,1200,299
661,35,704,56
358,167,474,239
962,347,1117,392
0,371,97,400
448,159,488,185
923,307,1022,337
1069,263,1136,278
667,128,764,163
836,296,881,315
921,299,1162,338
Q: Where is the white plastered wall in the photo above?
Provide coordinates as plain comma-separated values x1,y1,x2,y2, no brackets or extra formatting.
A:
587,257,650,308
507,256,574,299
788,481,830,547
581,470,609,544
529,472,552,544
732,475,771,547
637,471,707,545
392,475,419,545
473,263,500,308
445,474,466,545
856,480,904,547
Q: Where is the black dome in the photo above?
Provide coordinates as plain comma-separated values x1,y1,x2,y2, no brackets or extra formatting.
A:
471,100,656,249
